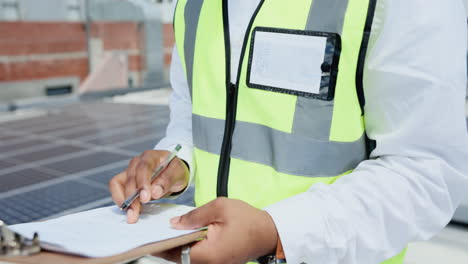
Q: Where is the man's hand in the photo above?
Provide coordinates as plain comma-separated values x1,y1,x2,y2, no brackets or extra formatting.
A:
109,150,189,224
170,197,278,264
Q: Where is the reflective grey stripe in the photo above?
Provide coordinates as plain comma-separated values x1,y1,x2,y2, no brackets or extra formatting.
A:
292,0,350,141
193,114,366,177
292,97,334,140
192,114,225,157
306,0,349,34
184,0,204,98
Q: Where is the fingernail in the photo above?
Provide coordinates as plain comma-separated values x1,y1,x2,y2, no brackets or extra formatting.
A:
140,190,149,203
152,185,164,199
170,216,181,227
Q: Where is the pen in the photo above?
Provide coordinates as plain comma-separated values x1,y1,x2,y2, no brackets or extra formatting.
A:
120,144,182,211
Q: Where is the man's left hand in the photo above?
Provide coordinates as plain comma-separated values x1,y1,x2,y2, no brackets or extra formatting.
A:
169,197,278,264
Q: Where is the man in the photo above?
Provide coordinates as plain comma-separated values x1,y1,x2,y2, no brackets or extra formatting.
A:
109,0,468,263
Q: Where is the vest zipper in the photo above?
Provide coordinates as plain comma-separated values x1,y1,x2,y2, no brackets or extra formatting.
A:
217,0,265,197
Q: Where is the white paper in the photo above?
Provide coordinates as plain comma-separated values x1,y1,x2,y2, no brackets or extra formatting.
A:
250,31,327,95
9,203,197,258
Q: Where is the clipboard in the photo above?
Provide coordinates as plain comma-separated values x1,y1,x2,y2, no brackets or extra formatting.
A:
0,229,206,264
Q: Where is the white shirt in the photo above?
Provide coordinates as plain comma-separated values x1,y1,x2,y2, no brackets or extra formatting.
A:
155,0,468,263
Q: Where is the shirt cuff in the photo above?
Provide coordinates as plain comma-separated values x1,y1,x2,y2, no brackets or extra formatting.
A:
264,183,332,264
153,143,195,199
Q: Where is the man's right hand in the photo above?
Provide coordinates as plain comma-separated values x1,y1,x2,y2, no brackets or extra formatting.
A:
109,150,190,224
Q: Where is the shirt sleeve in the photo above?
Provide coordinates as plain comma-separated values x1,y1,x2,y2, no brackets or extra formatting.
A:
265,0,468,263
154,46,195,194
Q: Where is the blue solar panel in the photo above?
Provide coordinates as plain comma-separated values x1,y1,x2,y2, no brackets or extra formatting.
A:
8,145,88,163
0,159,18,170
118,139,162,153
84,165,128,185
0,180,109,225
0,168,60,192
0,133,21,142
86,127,164,146
44,152,132,174
0,101,173,225
0,139,52,153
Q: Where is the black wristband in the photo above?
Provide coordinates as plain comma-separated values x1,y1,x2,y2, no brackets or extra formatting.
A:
169,159,190,196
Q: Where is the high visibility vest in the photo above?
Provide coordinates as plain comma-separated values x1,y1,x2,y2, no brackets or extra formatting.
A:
174,0,406,263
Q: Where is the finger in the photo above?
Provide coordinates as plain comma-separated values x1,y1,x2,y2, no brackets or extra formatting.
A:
109,171,128,206
136,150,162,203
151,158,189,200
170,199,224,230
125,177,141,224
126,156,140,177
167,158,190,192
125,156,140,187
151,172,173,200
189,238,214,264
127,204,141,224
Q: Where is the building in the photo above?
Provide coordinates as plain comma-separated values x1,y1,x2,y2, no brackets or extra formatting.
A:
0,0,175,103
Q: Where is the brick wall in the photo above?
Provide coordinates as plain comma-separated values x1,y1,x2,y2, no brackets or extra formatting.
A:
0,21,146,85
163,23,175,67
0,22,87,56
0,58,89,83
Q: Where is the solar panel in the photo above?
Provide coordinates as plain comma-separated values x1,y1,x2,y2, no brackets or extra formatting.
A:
0,168,59,192
0,159,18,170
0,116,51,130
57,127,112,140
44,151,132,174
0,101,186,226
0,180,110,225
8,145,88,163
84,166,128,185
25,117,98,134
0,139,52,154
86,127,165,146
2,115,94,133
0,133,22,142
118,139,162,153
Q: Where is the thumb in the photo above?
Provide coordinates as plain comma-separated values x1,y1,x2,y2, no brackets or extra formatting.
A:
171,199,224,230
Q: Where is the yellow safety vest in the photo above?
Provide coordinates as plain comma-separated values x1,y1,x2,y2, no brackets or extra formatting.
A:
174,0,406,263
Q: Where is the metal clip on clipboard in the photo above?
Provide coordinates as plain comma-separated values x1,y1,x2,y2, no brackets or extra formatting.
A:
0,220,41,257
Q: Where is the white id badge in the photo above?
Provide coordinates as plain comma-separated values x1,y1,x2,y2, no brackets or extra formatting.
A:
247,27,341,100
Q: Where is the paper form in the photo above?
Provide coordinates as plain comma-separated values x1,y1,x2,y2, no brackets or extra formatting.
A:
250,31,327,95
9,203,196,258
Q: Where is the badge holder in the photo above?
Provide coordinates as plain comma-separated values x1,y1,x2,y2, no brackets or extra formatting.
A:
0,220,41,257
247,26,341,101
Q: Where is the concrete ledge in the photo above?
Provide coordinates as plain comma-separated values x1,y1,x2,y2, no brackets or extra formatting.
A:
111,87,171,105
0,84,170,113
79,84,169,101
0,94,79,112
